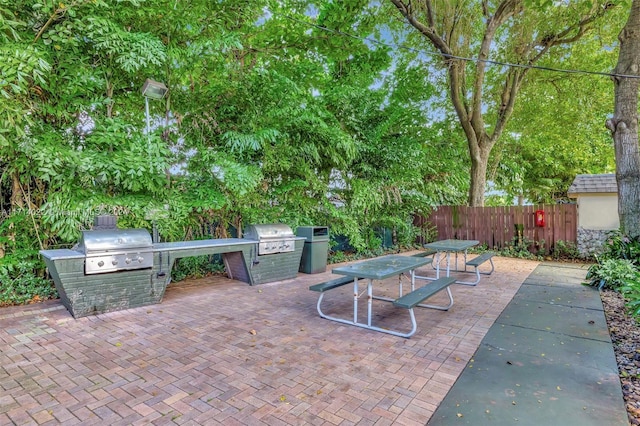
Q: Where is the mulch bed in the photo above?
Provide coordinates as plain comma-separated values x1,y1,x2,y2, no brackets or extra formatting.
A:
602,289,640,424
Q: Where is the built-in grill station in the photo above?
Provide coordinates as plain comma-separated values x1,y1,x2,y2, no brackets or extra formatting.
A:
41,217,305,318
77,229,154,274
244,224,297,256
242,223,305,285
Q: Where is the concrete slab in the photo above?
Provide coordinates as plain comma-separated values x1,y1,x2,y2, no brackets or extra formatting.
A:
513,284,603,310
523,263,592,287
482,323,617,374
497,299,610,341
427,337,626,425
429,262,627,426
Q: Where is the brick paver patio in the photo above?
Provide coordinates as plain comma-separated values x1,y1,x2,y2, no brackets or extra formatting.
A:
0,255,538,425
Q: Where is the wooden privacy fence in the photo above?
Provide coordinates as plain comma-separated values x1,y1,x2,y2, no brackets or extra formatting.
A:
414,204,577,254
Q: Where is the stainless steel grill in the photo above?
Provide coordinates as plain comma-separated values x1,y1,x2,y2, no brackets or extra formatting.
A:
77,229,154,274
244,224,296,255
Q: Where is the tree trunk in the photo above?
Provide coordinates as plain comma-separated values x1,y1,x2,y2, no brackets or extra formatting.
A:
608,0,640,238
469,147,490,207
10,172,24,209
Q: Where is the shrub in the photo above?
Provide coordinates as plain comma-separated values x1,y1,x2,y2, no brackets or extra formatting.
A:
620,277,640,317
585,258,640,290
587,231,640,319
171,255,224,282
601,231,640,263
0,251,57,306
551,240,581,261
497,235,540,260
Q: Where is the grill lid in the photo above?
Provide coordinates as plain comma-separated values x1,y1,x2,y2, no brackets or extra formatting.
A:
77,229,153,275
77,229,152,254
244,224,295,241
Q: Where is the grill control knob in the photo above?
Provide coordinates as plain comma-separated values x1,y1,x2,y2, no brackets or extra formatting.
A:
97,261,104,267
125,258,132,264
112,259,118,266
138,256,144,263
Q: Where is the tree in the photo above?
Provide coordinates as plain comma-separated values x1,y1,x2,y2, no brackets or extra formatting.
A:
493,24,621,204
387,0,618,206
607,0,640,238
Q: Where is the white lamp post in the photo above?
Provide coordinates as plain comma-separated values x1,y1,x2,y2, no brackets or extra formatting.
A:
141,78,168,243
141,78,168,138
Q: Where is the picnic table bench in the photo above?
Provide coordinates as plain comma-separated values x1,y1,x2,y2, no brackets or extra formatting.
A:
456,252,495,286
309,256,455,338
309,276,353,293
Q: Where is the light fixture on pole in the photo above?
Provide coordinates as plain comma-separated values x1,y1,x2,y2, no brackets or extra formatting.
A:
141,78,168,137
141,78,168,244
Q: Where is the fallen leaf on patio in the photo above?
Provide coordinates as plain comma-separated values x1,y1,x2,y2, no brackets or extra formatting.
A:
556,386,562,391
249,329,257,335
258,289,263,293
114,342,122,347
280,395,287,402
455,357,461,362
456,413,463,418
512,401,517,405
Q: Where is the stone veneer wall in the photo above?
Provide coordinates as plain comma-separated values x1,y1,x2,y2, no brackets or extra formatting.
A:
577,227,611,258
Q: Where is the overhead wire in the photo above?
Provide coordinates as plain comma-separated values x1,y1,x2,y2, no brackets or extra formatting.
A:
278,12,639,80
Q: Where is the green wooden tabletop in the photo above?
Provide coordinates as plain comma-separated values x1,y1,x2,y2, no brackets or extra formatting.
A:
332,255,430,280
424,239,479,252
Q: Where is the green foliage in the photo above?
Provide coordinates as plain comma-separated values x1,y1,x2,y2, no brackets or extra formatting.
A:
0,42,50,144
171,255,225,282
0,251,56,306
551,240,582,261
620,277,640,318
497,235,541,260
328,244,397,265
84,17,167,73
492,3,623,203
601,231,640,262
584,229,640,318
585,258,639,291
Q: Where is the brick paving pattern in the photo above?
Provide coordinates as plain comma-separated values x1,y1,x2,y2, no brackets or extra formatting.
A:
0,255,538,425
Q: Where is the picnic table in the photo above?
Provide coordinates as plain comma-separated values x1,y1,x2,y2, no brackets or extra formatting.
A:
309,255,456,338
420,239,494,286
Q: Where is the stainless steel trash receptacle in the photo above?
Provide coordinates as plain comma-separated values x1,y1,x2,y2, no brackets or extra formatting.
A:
296,226,329,274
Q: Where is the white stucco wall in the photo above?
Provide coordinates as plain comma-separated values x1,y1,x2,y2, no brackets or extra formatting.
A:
577,193,619,230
